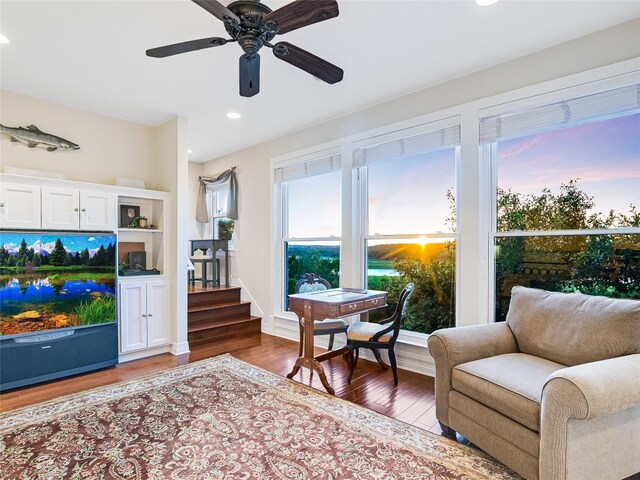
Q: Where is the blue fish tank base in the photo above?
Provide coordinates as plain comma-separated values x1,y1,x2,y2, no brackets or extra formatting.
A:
0,230,119,391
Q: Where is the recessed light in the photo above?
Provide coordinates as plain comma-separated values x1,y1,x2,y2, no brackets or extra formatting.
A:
0,34,9,45
187,149,193,154
476,0,499,5
226,112,241,119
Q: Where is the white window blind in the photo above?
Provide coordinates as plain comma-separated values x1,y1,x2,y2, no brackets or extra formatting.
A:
353,125,460,167
480,82,640,144
274,154,341,183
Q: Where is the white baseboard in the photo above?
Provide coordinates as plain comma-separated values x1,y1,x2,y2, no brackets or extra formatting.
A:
171,341,191,356
118,344,172,363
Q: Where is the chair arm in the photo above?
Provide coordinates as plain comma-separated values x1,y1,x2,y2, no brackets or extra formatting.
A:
540,354,640,480
427,322,519,370
427,323,518,427
542,354,640,421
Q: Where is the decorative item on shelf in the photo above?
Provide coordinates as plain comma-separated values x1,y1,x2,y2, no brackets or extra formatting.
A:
127,216,153,229
119,250,161,276
119,205,140,228
217,218,234,241
129,251,147,271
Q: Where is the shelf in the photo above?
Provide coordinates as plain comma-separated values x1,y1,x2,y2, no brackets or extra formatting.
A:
118,228,163,233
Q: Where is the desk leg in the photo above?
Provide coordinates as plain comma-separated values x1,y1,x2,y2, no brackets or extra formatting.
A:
286,305,335,395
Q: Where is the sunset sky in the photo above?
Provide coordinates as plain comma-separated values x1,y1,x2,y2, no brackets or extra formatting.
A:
287,113,639,238
498,113,639,218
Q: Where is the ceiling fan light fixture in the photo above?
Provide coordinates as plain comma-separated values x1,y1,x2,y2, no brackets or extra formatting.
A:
146,0,342,97
476,0,499,6
226,112,241,119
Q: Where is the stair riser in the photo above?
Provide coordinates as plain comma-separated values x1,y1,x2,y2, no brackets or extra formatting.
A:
188,305,251,324
188,319,261,346
188,289,241,307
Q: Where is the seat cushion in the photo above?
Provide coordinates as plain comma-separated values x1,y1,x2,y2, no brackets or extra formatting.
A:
314,319,348,331
452,353,565,432
347,322,392,342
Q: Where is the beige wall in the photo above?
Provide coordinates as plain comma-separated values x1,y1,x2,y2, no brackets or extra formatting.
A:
199,19,640,322
1,90,159,189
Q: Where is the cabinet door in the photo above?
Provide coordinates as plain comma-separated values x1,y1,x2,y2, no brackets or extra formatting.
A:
146,280,171,347
80,191,115,231
0,183,41,229
119,282,148,353
41,187,79,230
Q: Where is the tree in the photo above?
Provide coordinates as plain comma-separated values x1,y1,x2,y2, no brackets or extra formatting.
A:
80,248,90,265
16,239,28,263
48,238,67,266
494,179,639,321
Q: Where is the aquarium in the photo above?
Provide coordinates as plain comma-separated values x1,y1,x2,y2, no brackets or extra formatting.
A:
0,231,117,337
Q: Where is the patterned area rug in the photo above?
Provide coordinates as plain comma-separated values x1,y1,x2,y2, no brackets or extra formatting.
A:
0,355,519,479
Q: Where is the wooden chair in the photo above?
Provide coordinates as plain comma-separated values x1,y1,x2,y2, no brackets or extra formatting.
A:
294,273,348,356
346,283,414,385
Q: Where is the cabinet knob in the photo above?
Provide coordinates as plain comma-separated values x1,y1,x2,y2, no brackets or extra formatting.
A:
148,313,153,317
141,313,147,317
81,208,86,212
0,203,4,208
74,207,79,212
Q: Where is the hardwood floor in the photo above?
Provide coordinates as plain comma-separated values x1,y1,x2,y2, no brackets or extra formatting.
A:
0,333,446,436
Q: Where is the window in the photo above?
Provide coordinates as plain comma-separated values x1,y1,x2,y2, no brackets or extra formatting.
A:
482,80,640,321
354,120,460,334
274,152,342,309
207,182,230,239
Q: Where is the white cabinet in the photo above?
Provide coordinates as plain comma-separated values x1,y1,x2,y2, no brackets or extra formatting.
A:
0,183,41,229
42,187,115,231
119,279,171,353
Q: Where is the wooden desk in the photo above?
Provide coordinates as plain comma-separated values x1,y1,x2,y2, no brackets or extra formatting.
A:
287,288,387,394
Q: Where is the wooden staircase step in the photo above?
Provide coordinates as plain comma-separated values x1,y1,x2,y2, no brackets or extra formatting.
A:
188,315,261,333
188,300,250,314
188,316,262,346
188,286,241,307
188,302,251,324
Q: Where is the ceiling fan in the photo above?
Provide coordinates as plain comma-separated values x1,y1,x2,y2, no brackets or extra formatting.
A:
146,0,343,97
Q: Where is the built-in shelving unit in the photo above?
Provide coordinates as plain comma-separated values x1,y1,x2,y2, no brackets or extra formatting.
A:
0,173,175,363
117,194,168,275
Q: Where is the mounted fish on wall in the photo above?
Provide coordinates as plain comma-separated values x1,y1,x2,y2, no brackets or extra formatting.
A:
0,124,80,151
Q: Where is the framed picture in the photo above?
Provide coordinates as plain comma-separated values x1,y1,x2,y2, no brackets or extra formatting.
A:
128,251,147,270
119,205,140,228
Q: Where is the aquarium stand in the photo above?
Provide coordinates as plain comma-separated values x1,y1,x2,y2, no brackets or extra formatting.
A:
0,323,118,391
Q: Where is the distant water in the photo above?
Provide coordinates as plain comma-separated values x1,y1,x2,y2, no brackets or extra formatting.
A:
0,274,115,315
368,268,399,276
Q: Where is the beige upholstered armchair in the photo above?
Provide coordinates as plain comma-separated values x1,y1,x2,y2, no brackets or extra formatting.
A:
427,286,640,480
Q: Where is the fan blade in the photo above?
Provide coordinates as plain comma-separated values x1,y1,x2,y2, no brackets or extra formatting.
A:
263,0,338,35
273,42,343,84
239,54,260,97
146,37,228,58
192,0,240,25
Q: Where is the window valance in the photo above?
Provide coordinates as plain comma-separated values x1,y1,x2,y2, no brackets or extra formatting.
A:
196,167,238,222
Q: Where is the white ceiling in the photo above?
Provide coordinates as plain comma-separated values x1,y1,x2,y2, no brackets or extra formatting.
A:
1,1,638,163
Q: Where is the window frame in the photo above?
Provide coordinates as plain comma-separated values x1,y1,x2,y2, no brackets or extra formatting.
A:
273,145,343,315
482,74,640,322
270,59,640,335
